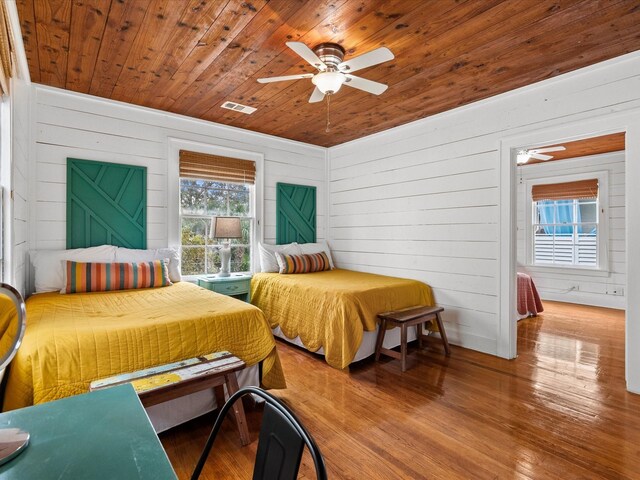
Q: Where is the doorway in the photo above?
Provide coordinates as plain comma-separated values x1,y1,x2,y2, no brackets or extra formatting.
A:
515,133,624,310
497,110,640,393
512,133,626,393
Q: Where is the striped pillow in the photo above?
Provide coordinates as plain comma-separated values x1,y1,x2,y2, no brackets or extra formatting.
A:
63,259,172,294
275,251,331,274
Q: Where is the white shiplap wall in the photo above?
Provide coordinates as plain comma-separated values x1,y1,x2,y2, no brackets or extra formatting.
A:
328,52,640,356
516,152,625,309
11,79,30,295
31,86,326,255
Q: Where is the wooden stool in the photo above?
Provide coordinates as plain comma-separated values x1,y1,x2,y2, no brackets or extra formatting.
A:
375,305,450,372
91,351,250,446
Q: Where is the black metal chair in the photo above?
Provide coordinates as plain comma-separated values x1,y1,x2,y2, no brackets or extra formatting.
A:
191,386,328,480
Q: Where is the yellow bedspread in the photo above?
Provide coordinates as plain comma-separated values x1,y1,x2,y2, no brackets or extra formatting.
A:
251,269,433,369
4,282,285,411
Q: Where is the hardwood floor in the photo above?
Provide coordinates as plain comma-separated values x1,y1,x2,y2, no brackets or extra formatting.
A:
160,301,639,479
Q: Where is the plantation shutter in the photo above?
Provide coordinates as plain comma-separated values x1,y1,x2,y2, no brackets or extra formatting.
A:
179,150,256,185
0,1,16,96
532,179,598,202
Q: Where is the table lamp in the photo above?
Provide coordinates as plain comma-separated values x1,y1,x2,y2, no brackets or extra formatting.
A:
211,217,242,277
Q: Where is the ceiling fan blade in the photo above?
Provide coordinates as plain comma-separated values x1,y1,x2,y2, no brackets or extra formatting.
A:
309,86,325,103
343,74,388,95
257,73,314,84
286,42,327,71
530,153,553,161
338,47,394,73
529,146,566,154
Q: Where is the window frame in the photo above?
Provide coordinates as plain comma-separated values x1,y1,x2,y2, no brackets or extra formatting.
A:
179,181,254,276
168,138,264,280
531,197,598,267
0,93,10,283
524,171,609,275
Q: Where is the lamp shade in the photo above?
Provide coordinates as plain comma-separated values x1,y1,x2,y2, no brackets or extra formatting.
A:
312,71,346,94
212,217,242,239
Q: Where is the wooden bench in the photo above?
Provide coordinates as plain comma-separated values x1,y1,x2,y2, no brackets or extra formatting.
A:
90,351,250,445
375,305,450,372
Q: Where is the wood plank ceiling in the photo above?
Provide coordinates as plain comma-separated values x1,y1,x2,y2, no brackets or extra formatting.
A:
17,0,640,147
523,132,626,165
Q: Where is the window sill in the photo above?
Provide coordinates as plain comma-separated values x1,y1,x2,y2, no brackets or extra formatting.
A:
524,265,610,277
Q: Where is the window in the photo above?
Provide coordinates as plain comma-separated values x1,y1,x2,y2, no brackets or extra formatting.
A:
528,176,605,269
178,150,256,276
532,198,597,266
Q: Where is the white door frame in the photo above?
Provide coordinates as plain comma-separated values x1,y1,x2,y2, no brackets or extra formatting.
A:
498,108,640,394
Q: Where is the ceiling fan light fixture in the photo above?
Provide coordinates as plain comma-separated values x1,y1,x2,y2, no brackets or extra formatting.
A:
517,150,531,164
257,41,394,106
312,71,346,94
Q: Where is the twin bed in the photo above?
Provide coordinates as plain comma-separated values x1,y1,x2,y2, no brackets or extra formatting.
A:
251,269,434,369
3,280,285,431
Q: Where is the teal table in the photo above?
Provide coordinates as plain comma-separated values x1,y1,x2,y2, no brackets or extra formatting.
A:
198,273,252,302
0,384,177,479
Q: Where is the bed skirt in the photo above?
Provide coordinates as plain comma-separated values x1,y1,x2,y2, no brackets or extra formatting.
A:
272,325,419,365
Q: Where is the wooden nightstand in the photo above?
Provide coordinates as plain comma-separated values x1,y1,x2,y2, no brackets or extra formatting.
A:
197,274,252,302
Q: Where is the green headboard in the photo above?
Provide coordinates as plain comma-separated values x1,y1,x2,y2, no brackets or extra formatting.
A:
67,158,147,249
276,182,316,245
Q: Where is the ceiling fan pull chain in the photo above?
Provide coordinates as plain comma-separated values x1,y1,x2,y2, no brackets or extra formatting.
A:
326,94,331,132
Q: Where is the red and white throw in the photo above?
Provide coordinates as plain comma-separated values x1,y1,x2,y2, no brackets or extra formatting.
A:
517,273,544,317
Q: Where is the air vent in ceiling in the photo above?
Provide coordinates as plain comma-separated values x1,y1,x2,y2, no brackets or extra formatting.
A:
221,101,256,114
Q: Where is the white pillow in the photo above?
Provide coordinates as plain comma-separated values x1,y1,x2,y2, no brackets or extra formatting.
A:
298,241,335,269
114,247,182,282
258,242,301,273
32,245,118,293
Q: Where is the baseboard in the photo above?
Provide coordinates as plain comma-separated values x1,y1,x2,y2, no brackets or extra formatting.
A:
441,330,497,357
626,383,640,395
539,291,625,310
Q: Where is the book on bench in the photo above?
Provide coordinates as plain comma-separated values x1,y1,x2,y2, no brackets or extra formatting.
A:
90,351,245,395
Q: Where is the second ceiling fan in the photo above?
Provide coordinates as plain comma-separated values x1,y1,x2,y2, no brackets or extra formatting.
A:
257,41,394,103
517,146,567,164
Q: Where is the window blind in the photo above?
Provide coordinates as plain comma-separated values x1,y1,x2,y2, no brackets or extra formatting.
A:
531,179,598,202
179,150,256,185
0,1,15,96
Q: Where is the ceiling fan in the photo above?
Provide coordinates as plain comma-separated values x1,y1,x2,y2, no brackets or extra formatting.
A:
257,42,394,103
517,146,566,164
